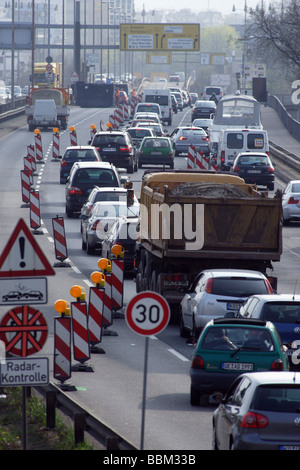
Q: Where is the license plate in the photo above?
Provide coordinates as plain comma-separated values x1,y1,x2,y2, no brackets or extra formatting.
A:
279,445,300,450
227,302,242,310
103,148,116,152
150,151,162,155
248,170,261,173
222,362,253,371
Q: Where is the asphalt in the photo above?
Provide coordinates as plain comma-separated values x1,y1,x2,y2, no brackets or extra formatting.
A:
260,104,300,157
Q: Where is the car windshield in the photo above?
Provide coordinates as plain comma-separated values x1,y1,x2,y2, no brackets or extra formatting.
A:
291,183,300,192
94,191,126,202
127,129,152,138
182,128,206,136
65,149,96,161
137,105,159,114
73,169,118,186
195,101,215,107
253,385,300,412
93,134,126,145
201,326,275,351
210,278,268,296
93,203,139,218
143,138,170,148
261,302,300,323
205,87,221,95
238,156,269,165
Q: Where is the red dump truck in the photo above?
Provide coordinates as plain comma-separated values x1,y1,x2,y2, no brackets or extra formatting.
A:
135,170,282,321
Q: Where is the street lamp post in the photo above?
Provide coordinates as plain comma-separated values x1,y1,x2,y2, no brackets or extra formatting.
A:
232,0,247,92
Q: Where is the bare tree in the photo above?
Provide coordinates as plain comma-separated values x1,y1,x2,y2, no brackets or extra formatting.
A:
247,0,300,75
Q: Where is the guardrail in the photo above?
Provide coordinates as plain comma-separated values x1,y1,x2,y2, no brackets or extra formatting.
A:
268,94,300,142
0,98,27,122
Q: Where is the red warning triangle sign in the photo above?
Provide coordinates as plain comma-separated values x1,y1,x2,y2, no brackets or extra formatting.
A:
0,218,55,277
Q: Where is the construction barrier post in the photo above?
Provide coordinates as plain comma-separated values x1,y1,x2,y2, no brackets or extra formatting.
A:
52,216,71,267
23,156,33,186
187,145,196,169
34,129,44,162
69,126,77,146
20,169,31,206
53,300,76,391
97,258,118,336
70,285,94,372
88,271,106,353
52,128,60,160
30,189,43,234
27,144,36,173
111,245,125,316
90,124,97,141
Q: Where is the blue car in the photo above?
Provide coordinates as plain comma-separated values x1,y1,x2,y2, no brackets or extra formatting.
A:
238,294,300,370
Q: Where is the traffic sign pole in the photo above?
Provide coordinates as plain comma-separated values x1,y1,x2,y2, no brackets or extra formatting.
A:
125,291,170,450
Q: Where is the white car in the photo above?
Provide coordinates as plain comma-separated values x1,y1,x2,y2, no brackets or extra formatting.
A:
282,180,300,225
179,269,274,338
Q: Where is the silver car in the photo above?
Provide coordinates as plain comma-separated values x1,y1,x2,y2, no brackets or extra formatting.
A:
282,180,300,225
81,200,139,254
170,126,210,156
213,372,300,450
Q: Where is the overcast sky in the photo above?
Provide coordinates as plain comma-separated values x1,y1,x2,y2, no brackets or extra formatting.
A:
134,0,266,15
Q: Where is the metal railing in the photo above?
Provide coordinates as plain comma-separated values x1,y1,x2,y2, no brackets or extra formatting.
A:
268,94,300,142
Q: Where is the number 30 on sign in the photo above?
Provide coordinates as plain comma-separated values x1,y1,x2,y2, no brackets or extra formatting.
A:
125,291,170,336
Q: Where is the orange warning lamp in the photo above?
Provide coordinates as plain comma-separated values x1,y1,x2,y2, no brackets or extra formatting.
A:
69,126,75,132
90,124,96,130
53,127,59,134
107,122,113,129
70,285,86,301
97,258,112,272
111,244,124,259
34,128,41,135
91,271,105,287
54,299,71,316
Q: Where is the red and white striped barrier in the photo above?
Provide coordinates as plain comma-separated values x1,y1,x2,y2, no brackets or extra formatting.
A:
122,104,129,120
71,301,93,370
20,169,31,204
196,151,218,171
90,124,97,141
24,155,33,185
69,126,77,146
54,315,72,384
27,144,36,172
52,216,70,266
34,130,43,161
97,259,118,335
109,114,116,129
111,256,124,311
114,108,123,127
88,286,105,353
52,128,60,160
30,190,41,232
187,145,196,169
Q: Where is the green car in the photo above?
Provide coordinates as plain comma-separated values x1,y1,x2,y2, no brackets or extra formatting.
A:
138,136,174,169
190,317,289,406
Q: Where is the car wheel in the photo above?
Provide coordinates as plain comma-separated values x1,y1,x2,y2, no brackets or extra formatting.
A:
282,215,290,226
212,424,219,450
81,238,86,250
190,385,202,406
86,239,95,255
268,183,274,191
66,205,73,218
170,162,174,169
138,161,142,169
128,162,134,174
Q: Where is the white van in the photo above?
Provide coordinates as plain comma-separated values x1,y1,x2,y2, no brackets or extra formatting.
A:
217,128,269,171
143,88,172,125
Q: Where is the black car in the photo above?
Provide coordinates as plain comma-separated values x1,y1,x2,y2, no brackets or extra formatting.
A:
101,216,139,271
59,146,101,183
231,152,275,190
65,161,126,217
191,100,216,121
91,131,137,173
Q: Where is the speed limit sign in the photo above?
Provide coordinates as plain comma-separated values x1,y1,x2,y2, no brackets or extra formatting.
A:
126,291,170,336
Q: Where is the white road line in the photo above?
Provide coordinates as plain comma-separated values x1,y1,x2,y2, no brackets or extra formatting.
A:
167,348,189,362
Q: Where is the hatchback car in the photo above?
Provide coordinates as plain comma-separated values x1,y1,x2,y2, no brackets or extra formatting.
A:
80,187,133,221
171,92,183,111
91,131,137,173
59,146,101,183
102,216,139,271
65,162,126,217
137,136,174,169
81,200,139,254
192,118,213,131
231,152,275,190
180,269,274,339
170,126,210,156
212,371,300,450
282,180,300,225
133,113,161,124
191,100,216,121
133,122,167,137
238,294,300,370
190,318,289,406
126,127,156,147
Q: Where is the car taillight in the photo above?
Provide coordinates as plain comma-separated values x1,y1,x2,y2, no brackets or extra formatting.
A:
120,146,131,152
221,150,225,162
95,147,101,152
191,355,205,369
61,160,68,167
91,221,98,231
69,186,82,195
264,279,273,294
288,197,300,204
267,167,274,173
205,278,213,293
233,166,240,172
202,137,209,142
241,412,269,429
270,359,283,371
179,136,187,141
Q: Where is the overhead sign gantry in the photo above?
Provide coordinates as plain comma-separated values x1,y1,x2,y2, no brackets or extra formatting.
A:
120,23,200,52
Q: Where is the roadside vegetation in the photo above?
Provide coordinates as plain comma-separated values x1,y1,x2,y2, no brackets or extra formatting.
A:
0,387,94,450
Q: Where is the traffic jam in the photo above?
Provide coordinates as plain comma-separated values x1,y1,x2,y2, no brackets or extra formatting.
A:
1,76,300,452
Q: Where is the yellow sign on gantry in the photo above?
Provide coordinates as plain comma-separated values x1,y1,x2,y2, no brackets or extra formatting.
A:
120,23,200,52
